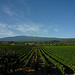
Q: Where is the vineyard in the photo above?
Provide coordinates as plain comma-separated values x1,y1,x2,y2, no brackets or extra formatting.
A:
0,45,75,75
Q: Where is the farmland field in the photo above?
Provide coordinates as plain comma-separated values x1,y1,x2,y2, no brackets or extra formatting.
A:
0,45,75,75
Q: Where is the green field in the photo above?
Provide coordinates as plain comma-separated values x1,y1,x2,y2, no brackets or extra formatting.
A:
41,46,75,65
0,45,75,75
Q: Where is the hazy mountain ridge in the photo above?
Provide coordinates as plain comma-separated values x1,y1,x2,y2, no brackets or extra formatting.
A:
0,36,60,42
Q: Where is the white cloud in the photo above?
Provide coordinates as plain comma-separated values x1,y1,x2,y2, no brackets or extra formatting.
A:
53,28,59,32
0,21,48,38
0,23,15,38
0,21,40,38
3,6,17,16
47,25,60,33
0,21,60,38
8,23,40,33
20,24,39,32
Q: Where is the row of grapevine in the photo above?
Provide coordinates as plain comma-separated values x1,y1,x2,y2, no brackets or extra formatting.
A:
42,46,75,65
20,49,32,62
0,45,75,75
34,49,38,70
41,47,75,73
39,50,49,67
0,45,33,74
40,49,65,74
24,50,35,66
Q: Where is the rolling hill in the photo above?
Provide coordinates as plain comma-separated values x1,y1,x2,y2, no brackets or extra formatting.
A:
0,36,59,42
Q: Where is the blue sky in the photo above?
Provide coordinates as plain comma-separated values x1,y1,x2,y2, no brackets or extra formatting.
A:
0,0,75,38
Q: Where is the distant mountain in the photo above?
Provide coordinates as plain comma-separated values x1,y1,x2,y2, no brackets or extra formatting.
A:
0,36,60,42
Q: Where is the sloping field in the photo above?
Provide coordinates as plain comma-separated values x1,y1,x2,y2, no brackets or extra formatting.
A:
0,45,75,75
